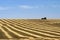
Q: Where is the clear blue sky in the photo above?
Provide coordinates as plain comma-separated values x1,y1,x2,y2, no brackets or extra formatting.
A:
0,0,60,19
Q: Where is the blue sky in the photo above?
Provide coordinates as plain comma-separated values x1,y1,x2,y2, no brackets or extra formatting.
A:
0,0,60,19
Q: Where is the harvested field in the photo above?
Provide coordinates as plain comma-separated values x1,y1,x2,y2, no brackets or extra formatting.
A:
0,19,60,40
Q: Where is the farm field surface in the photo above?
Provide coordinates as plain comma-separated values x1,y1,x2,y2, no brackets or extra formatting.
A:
0,19,60,40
